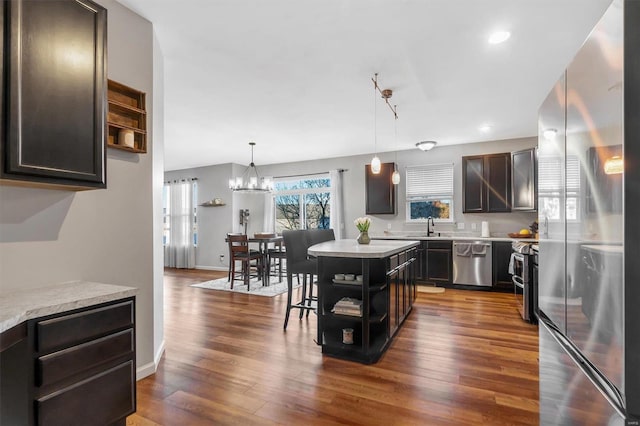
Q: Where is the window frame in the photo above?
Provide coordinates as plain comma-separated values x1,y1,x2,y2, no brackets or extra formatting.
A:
273,173,332,232
405,163,455,223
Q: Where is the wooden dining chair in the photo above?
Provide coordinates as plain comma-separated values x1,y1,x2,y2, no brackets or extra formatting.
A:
227,233,262,290
226,233,243,281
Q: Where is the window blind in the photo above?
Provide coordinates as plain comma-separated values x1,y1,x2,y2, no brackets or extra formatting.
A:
406,163,454,198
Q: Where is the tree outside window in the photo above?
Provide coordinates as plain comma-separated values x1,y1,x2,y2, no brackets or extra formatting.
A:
274,176,331,232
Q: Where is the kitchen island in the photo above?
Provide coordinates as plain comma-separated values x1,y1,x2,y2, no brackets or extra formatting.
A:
309,239,419,364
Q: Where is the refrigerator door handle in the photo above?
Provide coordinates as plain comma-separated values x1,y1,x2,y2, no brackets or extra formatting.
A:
538,311,627,420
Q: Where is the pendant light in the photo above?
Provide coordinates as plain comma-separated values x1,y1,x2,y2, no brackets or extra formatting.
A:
228,142,273,192
371,73,381,174
391,105,400,185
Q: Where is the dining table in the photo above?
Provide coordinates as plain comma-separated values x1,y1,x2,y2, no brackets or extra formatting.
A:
246,234,284,287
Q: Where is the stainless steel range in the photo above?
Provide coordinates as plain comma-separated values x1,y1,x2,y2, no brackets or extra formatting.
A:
510,241,537,323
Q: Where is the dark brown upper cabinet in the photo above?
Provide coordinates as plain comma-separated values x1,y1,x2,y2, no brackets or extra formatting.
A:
462,153,511,213
365,162,396,215
1,0,107,190
511,148,538,211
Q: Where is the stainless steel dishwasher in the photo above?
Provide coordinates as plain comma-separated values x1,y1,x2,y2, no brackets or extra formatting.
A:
452,241,492,286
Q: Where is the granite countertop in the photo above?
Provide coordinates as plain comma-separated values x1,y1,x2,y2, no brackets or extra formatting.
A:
0,281,137,333
372,233,536,243
308,239,420,259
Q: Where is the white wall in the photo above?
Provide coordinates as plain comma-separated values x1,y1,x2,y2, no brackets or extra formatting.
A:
0,0,160,379
166,136,538,270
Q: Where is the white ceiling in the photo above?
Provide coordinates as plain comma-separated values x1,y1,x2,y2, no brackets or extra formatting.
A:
117,0,612,171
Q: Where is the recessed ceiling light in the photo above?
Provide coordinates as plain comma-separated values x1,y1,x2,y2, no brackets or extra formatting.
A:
479,125,492,133
488,31,511,44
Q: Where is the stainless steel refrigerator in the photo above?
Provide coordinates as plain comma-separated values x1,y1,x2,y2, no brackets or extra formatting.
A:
537,0,640,423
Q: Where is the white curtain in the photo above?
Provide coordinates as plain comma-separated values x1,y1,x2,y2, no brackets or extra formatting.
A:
329,169,345,239
263,190,275,233
165,180,196,268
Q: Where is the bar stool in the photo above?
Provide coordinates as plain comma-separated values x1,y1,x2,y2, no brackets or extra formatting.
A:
282,230,317,330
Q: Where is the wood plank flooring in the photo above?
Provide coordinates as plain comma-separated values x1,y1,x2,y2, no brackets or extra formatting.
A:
128,268,539,425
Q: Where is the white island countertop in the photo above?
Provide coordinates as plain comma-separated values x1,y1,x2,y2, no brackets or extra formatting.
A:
0,281,137,333
372,233,536,242
308,239,420,259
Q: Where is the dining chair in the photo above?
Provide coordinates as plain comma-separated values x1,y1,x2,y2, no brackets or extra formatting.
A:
226,233,244,281
227,233,262,290
282,230,317,331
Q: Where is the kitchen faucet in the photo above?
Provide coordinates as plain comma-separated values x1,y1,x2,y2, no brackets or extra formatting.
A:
427,216,435,236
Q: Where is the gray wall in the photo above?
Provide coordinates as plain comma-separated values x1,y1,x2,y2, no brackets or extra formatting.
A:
167,136,538,270
0,0,161,379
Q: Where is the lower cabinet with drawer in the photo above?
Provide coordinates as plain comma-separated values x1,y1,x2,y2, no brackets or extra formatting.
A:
1,297,136,426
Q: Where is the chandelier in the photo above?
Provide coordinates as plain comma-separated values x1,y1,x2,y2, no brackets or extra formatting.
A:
228,142,273,192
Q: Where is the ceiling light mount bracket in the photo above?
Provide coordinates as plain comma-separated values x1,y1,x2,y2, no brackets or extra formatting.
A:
372,73,398,119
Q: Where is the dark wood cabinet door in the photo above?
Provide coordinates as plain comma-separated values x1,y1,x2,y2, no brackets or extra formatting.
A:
492,241,513,289
365,162,396,214
512,148,537,211
462,156,484,213
1,0,107,189
485,153,511,212
426,241,452,285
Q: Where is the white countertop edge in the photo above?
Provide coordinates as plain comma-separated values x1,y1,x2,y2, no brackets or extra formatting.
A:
0,281,138,333
309,239,420,258
372,235,536,242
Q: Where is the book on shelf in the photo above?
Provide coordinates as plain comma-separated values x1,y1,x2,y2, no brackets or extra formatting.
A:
332,297,363,316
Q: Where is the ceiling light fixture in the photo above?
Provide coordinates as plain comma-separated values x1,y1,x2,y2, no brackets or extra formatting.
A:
228,142,272,192
416,141,437,151
488,30,511,44
479,125,492,133
370,73,399,174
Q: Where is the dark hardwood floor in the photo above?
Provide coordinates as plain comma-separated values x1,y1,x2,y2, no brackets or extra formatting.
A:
127,268,539,425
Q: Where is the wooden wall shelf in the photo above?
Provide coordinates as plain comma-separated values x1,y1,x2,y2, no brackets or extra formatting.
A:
107,80,147,153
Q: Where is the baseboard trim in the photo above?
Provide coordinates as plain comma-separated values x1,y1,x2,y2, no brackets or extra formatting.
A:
136,339,166,381
195,265,227,271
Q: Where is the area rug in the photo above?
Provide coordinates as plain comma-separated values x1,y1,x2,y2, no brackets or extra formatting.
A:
417,285,445,294
190,277,299,297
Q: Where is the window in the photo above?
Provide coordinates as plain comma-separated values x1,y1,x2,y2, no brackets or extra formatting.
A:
538,155,580,221
163,180,198,247
274,175,331,233
406,163,454,222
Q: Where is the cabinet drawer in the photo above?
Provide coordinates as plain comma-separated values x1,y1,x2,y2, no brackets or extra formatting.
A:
36,300,134,354
37,329,133,387
427,241,452,250
36,360,135,426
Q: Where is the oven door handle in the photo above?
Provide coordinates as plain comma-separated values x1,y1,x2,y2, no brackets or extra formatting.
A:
512,275,524,288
